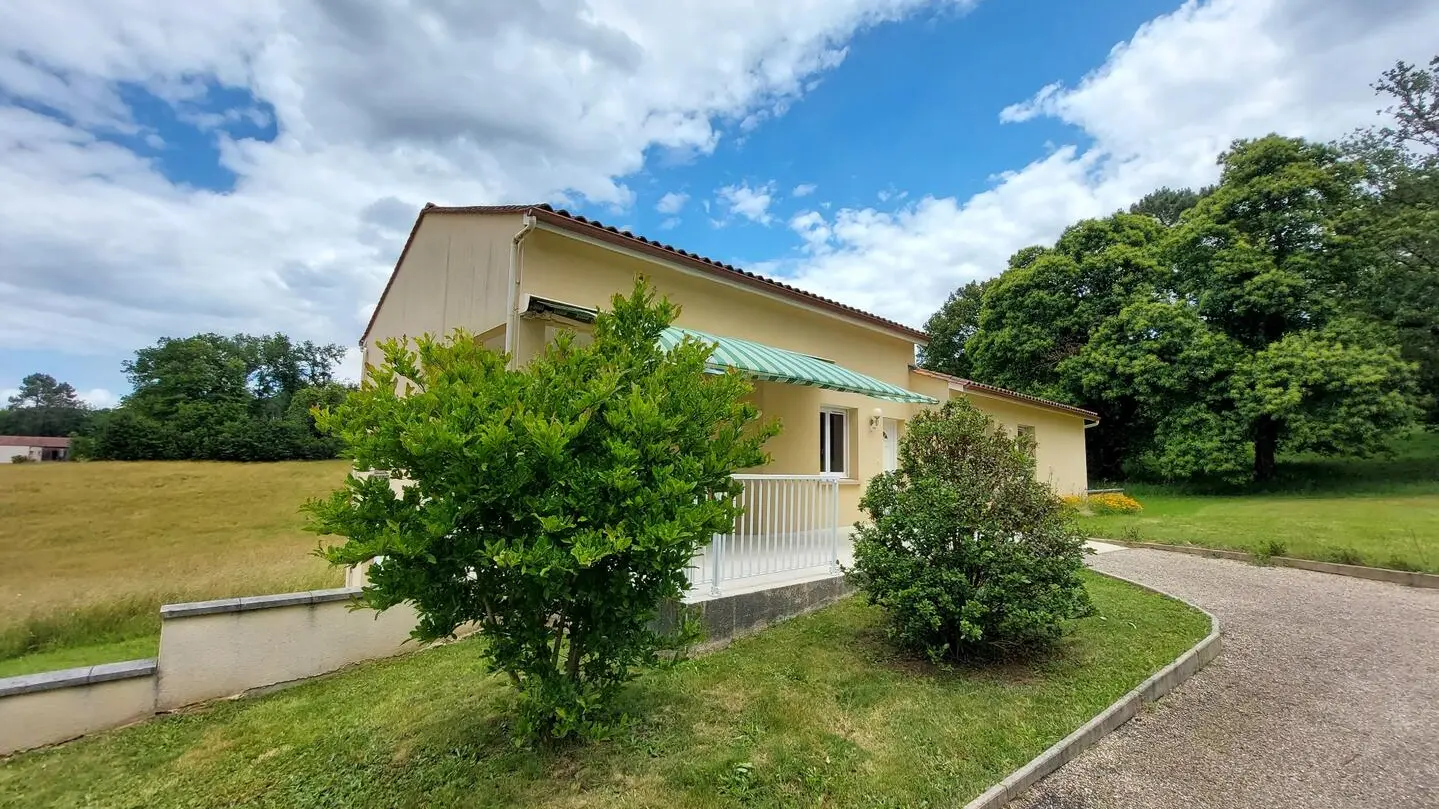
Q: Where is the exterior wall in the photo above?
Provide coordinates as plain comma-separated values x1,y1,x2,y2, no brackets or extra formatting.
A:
0,443,38,462
156,589,421,710
747,380,912,526
515,230,918,384
0,663,156,754
958,392,1090,495
904,371,1091,495
364,212,524,370
363,212,1091,504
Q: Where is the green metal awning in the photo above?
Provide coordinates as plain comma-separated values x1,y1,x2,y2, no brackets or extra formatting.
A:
660,326,938,404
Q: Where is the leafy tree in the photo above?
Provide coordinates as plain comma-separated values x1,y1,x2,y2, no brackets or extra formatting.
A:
1158,135,1420,480
966,213,1167,478
919,279,992,378
968,213,1166,398
1128,185,1208,226
93,333,349,461
1343,56,1439,420
848,398,1090,663
8,373,81,410
306,281,776,740
0,373,94,437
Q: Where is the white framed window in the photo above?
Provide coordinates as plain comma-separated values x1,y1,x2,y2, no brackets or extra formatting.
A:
820,407,850,477
1017,424,1036,454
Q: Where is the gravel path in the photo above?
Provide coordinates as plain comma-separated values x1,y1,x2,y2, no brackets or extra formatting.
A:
1009,549,1439,809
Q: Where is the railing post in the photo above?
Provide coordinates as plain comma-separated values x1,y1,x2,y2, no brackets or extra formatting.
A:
710,532,724,596
828,478,840,573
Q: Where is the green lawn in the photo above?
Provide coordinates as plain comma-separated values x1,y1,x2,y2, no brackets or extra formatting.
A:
0,573,1208,809
1080,431,1439,573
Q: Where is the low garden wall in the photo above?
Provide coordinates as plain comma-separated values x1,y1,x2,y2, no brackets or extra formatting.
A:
1,570,853,755
0,583,419,755
156,589,421,710
0,660,157,754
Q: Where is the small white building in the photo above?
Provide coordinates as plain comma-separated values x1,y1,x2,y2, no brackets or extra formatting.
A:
0,436,71,463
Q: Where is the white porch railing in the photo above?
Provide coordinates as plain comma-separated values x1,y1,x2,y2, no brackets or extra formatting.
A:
688,474,842,595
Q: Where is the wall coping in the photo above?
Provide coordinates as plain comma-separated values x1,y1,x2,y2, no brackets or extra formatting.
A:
0,658,157,698
160,587,363,619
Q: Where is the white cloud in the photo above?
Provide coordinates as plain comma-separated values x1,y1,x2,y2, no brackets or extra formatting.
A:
79,388,119,408
792,182,818,197
716,180,778,225
784,0,1439,327
0,0,976,358
660,216,681,230
789,210,832,251
656,191,689,214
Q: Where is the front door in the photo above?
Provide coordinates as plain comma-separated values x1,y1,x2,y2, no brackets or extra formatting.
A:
882,418,900,472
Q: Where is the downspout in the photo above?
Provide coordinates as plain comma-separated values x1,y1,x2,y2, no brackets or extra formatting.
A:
504,213,539,367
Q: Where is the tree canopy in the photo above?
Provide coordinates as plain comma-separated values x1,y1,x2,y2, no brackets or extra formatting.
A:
929,88,1434,484
918,278,992,379
0,373,96,437
90,333,350,461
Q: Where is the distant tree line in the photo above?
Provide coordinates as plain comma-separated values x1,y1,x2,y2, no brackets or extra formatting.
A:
3,334,352,462
921,57,1439,484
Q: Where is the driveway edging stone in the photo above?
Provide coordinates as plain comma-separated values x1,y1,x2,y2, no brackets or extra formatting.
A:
962,570,1223,809
1097,539,1439,589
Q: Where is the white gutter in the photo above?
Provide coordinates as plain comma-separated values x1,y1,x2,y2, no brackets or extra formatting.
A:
504,213,539,364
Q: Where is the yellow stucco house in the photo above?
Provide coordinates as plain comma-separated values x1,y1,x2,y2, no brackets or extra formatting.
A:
363,203,1097,594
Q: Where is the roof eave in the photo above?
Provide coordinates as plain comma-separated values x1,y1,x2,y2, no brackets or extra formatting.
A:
909,367,1100,422
362,203,929,347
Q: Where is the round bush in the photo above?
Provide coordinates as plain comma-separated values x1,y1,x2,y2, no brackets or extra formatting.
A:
848,399,1092,662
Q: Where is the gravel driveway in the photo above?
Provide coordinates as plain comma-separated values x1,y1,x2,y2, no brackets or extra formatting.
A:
1009,548,1439,809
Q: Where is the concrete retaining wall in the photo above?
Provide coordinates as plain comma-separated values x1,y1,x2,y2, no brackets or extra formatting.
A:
3,571,853,755
0,660,157,755
657,574,854,648
156,588,419,710
0,587,422,755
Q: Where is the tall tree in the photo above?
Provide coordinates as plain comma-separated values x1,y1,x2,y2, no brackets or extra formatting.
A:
1154,135,1420,481
1343,56,1439,420
1,373,92,437
1128,186,1207,226
8,373,81,410
95,333,348,461
966,213,1167,478
919,279,992,379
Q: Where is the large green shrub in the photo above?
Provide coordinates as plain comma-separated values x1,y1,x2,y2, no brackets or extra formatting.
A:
306,281,775,740
848,399,1091,662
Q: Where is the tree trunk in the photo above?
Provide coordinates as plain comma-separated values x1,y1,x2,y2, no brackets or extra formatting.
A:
1253,416,1279,482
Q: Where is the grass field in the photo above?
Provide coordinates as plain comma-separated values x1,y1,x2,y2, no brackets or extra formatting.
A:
0,460,351,674
0,573,1208,809
1080,431,1439,573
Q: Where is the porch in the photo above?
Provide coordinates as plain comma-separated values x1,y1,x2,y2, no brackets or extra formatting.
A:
684,474,856,602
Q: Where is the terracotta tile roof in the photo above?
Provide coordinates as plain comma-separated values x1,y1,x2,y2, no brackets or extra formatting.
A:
362,203,928,343
0,435,71,448
910,367,1100,421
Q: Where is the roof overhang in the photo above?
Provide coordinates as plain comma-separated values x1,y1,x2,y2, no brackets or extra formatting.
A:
361,203,930,347
910,367,1099,423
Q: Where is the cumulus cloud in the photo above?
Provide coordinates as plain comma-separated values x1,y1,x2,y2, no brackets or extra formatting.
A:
717,180,778,225
792,182,818,197
0,0,974,359
80,388,119,409
655,191,689,214
783,0,1439,327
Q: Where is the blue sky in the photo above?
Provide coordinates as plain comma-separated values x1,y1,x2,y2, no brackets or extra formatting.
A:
2,0,1434,406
